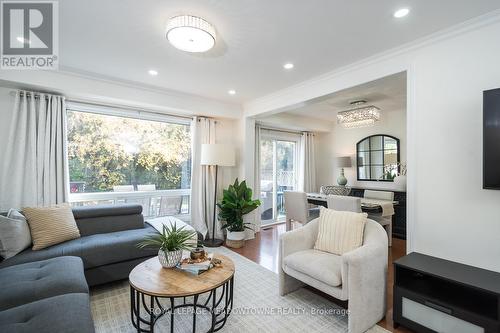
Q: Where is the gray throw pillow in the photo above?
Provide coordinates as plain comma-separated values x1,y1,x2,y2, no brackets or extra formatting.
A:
0,209,32,259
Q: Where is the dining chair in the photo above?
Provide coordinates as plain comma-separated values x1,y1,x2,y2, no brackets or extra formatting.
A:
326,195,362,213
137,184,157,216
112,185,134,192
158,196,183,217
364,190,394,246
137,184,156,191
284,191,317,231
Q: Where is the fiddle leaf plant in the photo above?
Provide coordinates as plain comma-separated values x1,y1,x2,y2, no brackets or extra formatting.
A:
217,178,261,232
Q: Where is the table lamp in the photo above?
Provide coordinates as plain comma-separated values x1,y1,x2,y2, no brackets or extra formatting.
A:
200,143,235,247
336,156,352,186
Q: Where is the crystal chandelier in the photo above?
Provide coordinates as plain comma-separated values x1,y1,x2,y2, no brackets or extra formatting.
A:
337,101,380,129
166,15,216,53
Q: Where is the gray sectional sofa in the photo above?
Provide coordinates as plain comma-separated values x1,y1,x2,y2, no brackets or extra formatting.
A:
0,204,160,285
0,256,95,333
0,204,162,333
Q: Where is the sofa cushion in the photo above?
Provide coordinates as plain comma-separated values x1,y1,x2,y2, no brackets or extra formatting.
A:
0,210,31,259
0,256,88,311
73,204,145,236
0,225,159,269
0,293,95,333
23,203,81,250
284,249,343,287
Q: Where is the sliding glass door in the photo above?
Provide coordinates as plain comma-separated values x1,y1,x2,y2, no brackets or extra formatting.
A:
260,131,299,226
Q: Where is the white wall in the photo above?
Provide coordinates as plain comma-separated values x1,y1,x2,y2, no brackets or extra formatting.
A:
316,108,406,191
257,112,333,133
242,15,500,272
409,21,500,272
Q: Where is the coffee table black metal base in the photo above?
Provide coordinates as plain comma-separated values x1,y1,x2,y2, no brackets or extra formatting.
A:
130,276,233,333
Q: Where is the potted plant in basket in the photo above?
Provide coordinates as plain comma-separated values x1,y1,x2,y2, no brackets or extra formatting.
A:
217,178,261,249
137,223,197,268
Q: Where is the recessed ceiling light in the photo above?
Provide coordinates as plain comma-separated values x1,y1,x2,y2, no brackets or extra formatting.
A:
393,8,410,18
148,69,158,76
166,15,216,53
283,63,294,70
228,90,236,95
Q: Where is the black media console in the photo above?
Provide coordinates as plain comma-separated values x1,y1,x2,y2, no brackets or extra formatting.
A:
394,252,500,333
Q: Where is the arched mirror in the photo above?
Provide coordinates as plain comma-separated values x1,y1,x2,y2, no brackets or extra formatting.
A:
356,134,400,181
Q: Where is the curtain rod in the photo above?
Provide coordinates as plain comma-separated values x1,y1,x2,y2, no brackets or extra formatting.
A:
10,90,63,99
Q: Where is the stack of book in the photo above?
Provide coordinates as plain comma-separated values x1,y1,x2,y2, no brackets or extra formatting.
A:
177,253,214,275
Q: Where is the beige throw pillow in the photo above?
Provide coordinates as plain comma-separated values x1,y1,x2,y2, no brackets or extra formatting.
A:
314,206,367,255
23,203,80,250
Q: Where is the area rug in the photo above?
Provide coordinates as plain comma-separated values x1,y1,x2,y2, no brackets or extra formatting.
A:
90,247,389,333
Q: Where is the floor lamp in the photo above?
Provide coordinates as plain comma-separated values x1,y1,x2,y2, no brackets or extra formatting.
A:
200,143,235,247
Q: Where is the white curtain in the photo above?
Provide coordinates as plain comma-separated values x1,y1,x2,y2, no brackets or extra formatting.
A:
0,91,68,210
299,132,316,193
190,117,222,238
246,124,262,239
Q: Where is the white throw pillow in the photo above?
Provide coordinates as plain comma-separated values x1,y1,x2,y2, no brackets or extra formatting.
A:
314,206,367,255
0,209,32,259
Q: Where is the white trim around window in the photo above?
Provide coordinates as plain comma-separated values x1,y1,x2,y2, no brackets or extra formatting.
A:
66,101,192,125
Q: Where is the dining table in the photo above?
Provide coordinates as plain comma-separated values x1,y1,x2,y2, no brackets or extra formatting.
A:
306,192,398,213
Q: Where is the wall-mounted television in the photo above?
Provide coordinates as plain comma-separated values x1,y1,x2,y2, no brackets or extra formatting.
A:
483,88,500,189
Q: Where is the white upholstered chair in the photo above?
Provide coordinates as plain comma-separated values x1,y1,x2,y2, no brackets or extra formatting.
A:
364,190,394,247
284,191,317,231
279,218,388,333
326,195,362,213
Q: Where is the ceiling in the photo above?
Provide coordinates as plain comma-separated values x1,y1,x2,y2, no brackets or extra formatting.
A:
59,1,500,104
283,72,407,121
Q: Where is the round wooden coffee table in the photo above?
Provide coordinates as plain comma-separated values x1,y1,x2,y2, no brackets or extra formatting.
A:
129,254,234,333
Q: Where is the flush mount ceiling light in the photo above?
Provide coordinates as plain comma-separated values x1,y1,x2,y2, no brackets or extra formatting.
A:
283,63,294,70
148,69,158,76
337,100,381,129
393,8,410,18
228,89,236,95
166,15,216,52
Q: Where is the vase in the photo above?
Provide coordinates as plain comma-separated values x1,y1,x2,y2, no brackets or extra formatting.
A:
158,249,183,268
226,230,246,249
337,167,348,186
393,175,407,190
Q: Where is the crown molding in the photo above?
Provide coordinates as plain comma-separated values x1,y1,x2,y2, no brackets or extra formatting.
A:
244,8,500,117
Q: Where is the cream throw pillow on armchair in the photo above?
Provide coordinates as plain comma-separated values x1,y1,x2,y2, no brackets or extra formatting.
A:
314,206,367,255
23,203,81,250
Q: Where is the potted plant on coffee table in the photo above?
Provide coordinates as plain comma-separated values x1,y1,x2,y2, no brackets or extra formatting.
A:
138,223,197,268
217,178,261,249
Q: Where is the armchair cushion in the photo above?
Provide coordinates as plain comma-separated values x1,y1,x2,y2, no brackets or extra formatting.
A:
314,207,367,255
283,249,342,287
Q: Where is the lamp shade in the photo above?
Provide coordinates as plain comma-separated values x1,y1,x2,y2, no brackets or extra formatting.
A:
337,156,352,168
200,144,235,166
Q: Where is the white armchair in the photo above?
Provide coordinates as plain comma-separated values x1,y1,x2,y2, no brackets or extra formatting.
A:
279,218,388,333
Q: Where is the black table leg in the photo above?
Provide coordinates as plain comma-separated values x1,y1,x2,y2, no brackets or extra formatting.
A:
130,278,234,333
193,294,198,333
170,297,174,333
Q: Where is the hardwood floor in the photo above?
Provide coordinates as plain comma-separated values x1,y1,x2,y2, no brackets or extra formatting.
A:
227,222,414,333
